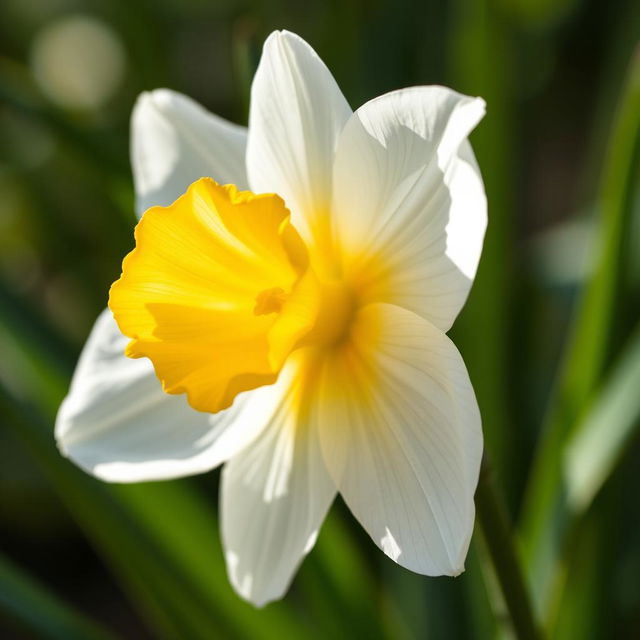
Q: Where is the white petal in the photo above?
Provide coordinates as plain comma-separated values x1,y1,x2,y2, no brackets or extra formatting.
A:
332,86,486,331
131,89,248,216
316,303,482,575
220,356,336,607
246,30,351,245
55,309,267,482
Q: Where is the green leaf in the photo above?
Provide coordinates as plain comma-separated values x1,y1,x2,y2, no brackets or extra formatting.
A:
0,553,114,640
519,45,640,610
545,340,640,635
549,505,613,640
564,325,640,512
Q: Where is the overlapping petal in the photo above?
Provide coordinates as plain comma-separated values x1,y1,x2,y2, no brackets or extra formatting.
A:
55,310,264,482
332,86,486,331
315,303,482,574
132,89,248,215
56,91,252,482
220,355,336,606
247,30,352,263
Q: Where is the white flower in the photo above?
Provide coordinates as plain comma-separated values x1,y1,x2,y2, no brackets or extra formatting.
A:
56,30,487,607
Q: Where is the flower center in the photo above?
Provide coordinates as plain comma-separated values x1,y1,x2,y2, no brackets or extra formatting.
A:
109,177,359,414
254,287,287,316
299,277,355,349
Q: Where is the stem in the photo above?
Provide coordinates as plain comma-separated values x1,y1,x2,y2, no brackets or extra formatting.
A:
475,456,541,640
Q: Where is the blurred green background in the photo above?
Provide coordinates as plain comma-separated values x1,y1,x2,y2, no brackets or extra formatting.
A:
1,0,639,638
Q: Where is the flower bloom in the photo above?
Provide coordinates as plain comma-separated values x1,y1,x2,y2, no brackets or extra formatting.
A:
56,30,487,606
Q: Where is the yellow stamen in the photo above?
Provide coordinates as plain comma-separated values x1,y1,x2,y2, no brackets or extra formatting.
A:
254,287,287,316
298,278,355,349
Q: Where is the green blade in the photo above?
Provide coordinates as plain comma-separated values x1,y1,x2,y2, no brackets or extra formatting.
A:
519,46,640,610
564,324,640,514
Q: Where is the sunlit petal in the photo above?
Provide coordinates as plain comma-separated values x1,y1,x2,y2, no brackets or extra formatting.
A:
55,310,265,482
316,303,482,574
332,87,486,331
132,89,248,215
221,355,336,606
247,30,352,258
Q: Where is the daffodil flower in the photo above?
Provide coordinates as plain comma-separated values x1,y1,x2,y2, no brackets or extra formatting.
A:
56,30,487,606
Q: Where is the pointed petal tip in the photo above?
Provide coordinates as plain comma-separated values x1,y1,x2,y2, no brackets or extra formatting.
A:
264,28,302,44
473,95,487,116
132,89,160,113
427,84,486,109
379,538,469,578
148,88,180,107
262,29,284,50
381,531,470,578
457,95,487,140
237,585,281,609
133,88,180,115
469,95,487,124
53,417,70,458
277,29,307,44
224,550,286,608
260,29,321,65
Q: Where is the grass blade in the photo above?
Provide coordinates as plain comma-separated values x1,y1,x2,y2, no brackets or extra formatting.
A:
564,324,640,513
519,46,640,609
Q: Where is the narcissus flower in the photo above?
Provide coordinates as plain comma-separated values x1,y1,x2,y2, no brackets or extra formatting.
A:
56,30,486,606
